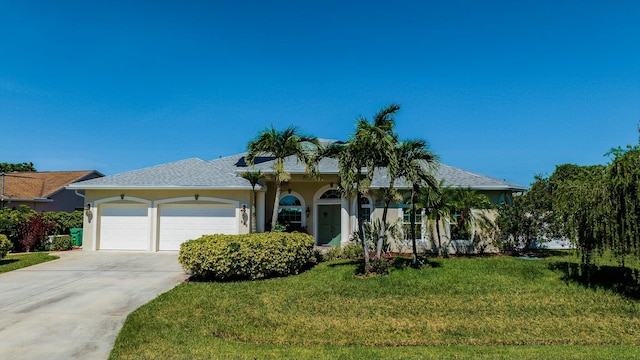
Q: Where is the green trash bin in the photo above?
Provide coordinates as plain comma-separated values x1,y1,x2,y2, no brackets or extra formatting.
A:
70,228,83,247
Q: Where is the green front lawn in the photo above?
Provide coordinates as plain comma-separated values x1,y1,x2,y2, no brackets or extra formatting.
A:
110,253,640,359
0,252,58,274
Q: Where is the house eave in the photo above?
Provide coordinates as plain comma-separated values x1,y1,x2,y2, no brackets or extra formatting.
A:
0,197,53,203
66,185,262,191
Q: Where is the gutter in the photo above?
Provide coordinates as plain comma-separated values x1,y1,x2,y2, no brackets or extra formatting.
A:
0,197,53,203
65,185,265,191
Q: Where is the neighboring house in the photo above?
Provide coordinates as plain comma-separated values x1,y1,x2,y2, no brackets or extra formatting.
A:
67,148,526,252
0,171,104,212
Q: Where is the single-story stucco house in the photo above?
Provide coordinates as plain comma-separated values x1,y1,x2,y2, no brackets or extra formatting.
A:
67,147,526,252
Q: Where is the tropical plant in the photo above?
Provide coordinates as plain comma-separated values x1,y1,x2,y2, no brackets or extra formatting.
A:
353,104,400,258
325,137,373,270
418,180,451,255
239,169,265,233
393,140,439,266
447,187,494,242
246,126,321,230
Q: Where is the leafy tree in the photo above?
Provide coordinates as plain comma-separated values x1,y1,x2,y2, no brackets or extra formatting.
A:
552,165,610,265
246,126,321,230
0,162,36,172
0,205,36,247
43,210,83,235
20,213,55,252
239,169,266,233
496,175,555,252
607,149,640,262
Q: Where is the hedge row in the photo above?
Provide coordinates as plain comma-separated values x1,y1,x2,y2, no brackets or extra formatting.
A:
178,232,315,280
0,206,83,252
0,234,11,259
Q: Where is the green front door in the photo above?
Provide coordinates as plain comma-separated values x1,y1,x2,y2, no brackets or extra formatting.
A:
317,204,341,245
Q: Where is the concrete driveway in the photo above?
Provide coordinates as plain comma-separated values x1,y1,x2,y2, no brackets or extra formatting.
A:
0,250,188,360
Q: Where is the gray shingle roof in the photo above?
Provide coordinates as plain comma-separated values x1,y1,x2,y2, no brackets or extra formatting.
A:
369,163,526,191
67,157,263,190
68,153,526,192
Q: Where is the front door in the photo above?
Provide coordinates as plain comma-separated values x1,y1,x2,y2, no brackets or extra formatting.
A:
317,204,341,245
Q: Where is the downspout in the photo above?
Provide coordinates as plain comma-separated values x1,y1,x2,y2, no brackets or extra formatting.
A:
74,189,85,201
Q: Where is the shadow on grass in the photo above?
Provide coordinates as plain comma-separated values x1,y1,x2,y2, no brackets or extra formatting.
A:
549,262,640,300
512,249,575,259
0,258,19,266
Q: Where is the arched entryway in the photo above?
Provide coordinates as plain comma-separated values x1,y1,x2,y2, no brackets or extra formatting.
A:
314,188,342,246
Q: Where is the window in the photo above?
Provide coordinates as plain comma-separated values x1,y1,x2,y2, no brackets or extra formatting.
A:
358,197,371,223
402,207,423,240
278,195,302,226
320,189,341,199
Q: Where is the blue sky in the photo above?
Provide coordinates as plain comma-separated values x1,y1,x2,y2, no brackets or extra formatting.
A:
1,1,639,187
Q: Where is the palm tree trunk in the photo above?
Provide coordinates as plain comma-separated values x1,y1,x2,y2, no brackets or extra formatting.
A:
356,171,370,271
251,188,257,233
376,199,391,257
410,189,418,266
271,180,281,231
435,213,443,256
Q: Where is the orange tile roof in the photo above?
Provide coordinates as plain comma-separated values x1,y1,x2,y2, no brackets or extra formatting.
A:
1,171,97,199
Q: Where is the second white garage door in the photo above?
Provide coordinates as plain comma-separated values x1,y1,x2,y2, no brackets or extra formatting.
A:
158,204,237,251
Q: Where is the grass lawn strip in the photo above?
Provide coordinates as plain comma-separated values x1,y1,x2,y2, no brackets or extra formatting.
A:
110,253,640,359
0,253,59,274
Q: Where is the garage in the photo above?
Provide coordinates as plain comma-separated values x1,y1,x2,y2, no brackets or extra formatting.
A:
158,204,237,251
99,204,150,250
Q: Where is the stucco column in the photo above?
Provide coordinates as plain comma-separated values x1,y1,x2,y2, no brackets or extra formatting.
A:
149,205,158,252
256,191,265,233
340,196,350,245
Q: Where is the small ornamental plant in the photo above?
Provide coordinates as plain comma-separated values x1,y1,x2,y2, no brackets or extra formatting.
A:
370,252,395,275
357,251,395,276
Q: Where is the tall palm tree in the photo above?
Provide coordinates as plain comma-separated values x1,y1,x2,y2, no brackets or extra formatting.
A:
246,126,321,230
351,104,401,257
325,137,373,270
393,139,439,265
239,169,265,233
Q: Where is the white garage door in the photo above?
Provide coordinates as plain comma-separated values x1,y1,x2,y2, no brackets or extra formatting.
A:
99,204,150,250
158,204,237,251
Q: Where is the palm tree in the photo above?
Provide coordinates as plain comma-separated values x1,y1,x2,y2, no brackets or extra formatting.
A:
350,104,401,258
239,169,265,233
393,139,439,265
246,126,321,230
419,180,452,256
325,137,373,270
447,187,493,242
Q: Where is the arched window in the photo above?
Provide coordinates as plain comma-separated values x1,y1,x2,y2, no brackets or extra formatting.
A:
278,195,302,226
320,189,341,199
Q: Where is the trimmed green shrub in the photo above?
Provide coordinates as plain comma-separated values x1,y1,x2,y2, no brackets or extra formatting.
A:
49,235,74,251
321,242,363,261
178,232,315,280
0,234,12,259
